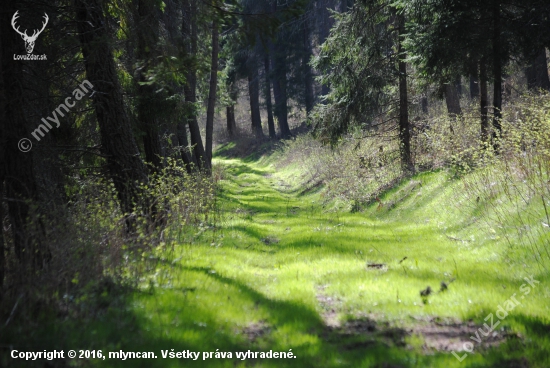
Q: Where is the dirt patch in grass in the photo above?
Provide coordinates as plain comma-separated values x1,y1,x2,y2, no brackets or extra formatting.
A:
366,262,386,269
315,286,514,355
321,316,408,351
410,320,514,352
315,284,343,328
261,236,279,245
240,320,272,342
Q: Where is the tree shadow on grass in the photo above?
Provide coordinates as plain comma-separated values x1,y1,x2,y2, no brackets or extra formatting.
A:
3,265,547,367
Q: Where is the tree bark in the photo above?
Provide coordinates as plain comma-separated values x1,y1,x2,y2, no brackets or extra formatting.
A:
397,14,413,173
1,0,46,266
444,82,462,134
135,0,162,171
247,54,264,139
454,76,462,97
421,96,428,114
204,18,219,170
0,179,4,293
226,105,236,137
526,48,550,91
182,0,206,169
75,0,148,215
0,14,6,285
225,62,238,138
177,121,194,173
469,73,480,99
263,53,276,139
492,0,502,148
319,0,334,96
339,0,348,12
270,40,292,139
480,57,489,144
302,16,314,114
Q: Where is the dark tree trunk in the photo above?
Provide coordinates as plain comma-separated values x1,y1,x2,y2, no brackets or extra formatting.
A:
339,0,348,12
454,76,463,97
226,105,237,137
492,1,502,147
75,0,148,215
135,0,162,171
302,17,314,114
225,64,238,138
177,122,194,173
526,48,550,91
444,83,462,116
142,128,162,170
470,73,480,99
0,14,5,285
263,53,276,139
397,14,413,173
480,58,489,143
270,40,291,139
444,82,462,133
205,18,219,170
247,54,264,139
421,96,428,114
1,0,45,266
182,0,206,169
319,0,334,97
0,180,4,293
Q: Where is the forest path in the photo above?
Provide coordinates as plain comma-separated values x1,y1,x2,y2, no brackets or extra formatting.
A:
36,157,548,368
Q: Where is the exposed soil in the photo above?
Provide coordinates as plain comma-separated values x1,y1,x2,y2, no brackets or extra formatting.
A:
240,320,272,342
316,286,515,355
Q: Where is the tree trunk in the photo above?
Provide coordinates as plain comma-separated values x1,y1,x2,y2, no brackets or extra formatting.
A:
182,0,206,169
444,82,462,134
302,17,314,114
0,14,5,285
226,105,236,137
470,73,480,99
204,18,219,171
397,14,413,173
176,121,194,173
319,0,334,97
444,83,462,116
0,180,4,293
75,0,148,215
135,0,162,171
421,96,428,114
454,76,462,97
339,0,348,12
247,54,264,139
480,58,489,143
526,48,550,91
270,39,292,139
264,53,276,139
1,0,46,266
225,64,238,138
492,0,502,148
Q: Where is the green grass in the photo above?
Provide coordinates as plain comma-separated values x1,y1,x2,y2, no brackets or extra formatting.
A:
2,152,549,368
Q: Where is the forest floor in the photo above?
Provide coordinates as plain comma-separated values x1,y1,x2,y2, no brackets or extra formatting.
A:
5,151,550,368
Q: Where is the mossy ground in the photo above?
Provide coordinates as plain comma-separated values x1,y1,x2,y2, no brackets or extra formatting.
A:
2,149,549,368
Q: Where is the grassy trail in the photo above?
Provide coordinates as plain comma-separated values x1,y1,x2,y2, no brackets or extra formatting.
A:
9,156,549,368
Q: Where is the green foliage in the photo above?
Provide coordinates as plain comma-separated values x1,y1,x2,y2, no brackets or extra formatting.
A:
5,148,550,367
461,93,550,266
310,1,401,146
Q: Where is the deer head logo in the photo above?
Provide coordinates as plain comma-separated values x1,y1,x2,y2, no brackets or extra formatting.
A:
11,11,49,54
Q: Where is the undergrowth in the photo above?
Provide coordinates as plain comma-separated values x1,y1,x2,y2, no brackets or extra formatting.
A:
271,93,550,267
